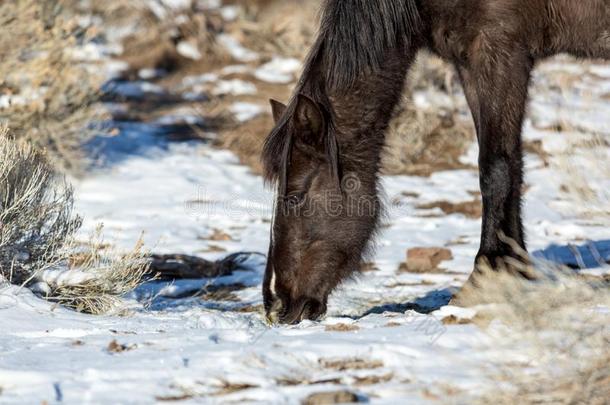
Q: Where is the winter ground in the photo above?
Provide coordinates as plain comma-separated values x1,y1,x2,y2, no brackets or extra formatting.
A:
1,2,609,404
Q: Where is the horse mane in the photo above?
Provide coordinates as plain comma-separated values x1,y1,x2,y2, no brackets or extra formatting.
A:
321,0,421,90
261,0,421,190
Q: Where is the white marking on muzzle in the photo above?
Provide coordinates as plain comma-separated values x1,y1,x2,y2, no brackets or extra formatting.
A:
268,197,279,298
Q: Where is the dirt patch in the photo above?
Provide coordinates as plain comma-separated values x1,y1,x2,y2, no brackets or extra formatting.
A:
206,229,235,242
156,393,194,402
302,390,360,405
441,315,474,325
354,373,394,386
213,381,258,396
417,199,482,219
320,358,383,371
198,244,228,253
324,323,360,332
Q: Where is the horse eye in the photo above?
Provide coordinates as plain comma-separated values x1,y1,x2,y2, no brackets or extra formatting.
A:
285,193,305,207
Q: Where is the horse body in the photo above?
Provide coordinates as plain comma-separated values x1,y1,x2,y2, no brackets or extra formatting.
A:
422,0,609,61
262,0,610,324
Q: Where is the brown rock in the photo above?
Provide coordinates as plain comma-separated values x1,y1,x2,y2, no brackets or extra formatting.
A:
106,339,136,354
405,247,453,273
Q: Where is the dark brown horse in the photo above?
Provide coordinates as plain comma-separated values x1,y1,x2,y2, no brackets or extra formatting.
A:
262,0,610,324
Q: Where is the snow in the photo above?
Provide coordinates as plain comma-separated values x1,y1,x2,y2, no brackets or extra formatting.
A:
221,64,250,75
182,73,219,88
213,79,257,96
138,68,166,80
176,41,202,61
220,5,241,22
255,57,302,84
230,102,263,122
217,34,258,62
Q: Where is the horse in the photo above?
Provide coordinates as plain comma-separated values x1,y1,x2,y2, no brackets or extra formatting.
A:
261,0,610,324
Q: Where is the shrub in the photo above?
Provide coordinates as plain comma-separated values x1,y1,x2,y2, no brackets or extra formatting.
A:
40,229,150,315
0,126,80,285
0,129,149,314
0,0,106,172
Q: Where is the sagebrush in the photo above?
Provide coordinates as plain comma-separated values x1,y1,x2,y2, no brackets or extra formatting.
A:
0,130,149,314
0,127,81,285
0,0,106,172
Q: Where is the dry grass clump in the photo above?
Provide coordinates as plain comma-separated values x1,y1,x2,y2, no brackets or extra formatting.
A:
0,127,81,285
527,57,610,223
217,114,272,175
555,132,610,222
0,0,106,172
231,0,319,59
0,130,149,314
42,232,150,315
383,103,474,176
456,260,610,404
383,53,475,176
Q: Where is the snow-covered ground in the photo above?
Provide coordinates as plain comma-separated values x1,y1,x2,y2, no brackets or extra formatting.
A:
1,3,609,404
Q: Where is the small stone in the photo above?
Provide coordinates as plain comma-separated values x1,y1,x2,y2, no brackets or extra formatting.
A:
106,339,136,354
405,247,453,273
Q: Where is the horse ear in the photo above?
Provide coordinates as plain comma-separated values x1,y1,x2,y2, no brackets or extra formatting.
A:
269,99,287,123
294,94,324,142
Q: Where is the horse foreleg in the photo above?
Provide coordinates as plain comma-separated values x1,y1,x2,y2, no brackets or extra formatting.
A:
458,52,533,278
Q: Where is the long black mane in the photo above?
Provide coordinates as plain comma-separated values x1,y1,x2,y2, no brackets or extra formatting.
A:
261,0,421,190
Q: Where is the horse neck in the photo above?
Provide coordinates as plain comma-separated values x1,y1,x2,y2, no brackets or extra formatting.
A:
315,48,417,175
